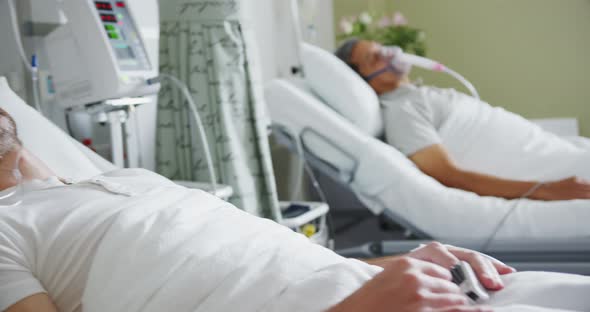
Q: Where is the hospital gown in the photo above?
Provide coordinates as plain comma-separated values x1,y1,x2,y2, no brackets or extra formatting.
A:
381,83,590,181
0,169,589,311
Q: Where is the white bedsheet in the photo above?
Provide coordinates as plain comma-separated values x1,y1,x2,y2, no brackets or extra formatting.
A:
81,170,590,312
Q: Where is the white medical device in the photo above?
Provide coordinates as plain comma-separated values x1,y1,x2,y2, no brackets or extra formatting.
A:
450,261,490,303
280,201,331,247
44,0,159,108
395,50,481,100
7,0,220,194
382,46,479,99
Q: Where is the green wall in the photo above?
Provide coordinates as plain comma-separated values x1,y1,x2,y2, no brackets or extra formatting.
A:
334,0,590,136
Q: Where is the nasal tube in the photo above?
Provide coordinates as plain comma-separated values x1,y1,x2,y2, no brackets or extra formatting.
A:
397,53,480,100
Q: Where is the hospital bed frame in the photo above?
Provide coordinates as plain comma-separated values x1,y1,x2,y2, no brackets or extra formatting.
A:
267,79,590,275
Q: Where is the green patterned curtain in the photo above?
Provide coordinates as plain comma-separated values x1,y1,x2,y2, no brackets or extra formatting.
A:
156,0,280,220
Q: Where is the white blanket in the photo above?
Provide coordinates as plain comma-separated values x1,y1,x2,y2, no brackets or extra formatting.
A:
439,99,590,181
81,180,378,312
80,172,590,311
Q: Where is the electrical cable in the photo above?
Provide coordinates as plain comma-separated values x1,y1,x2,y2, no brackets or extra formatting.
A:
148,74,218,194
273,124,335,249
480,182,545,252
296,132,336,250
131,106,144,168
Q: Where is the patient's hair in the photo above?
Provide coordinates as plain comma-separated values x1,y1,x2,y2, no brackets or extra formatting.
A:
0,108,21,158
335,38,361,74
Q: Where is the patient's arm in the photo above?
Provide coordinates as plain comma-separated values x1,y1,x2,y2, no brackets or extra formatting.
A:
5,293,58,312
409,144,590,200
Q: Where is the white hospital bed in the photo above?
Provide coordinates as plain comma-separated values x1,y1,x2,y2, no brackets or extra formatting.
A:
0,77,237,200
264,44,590,274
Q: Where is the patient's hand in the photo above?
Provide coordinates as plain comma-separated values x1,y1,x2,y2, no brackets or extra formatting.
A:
407,242,515,291
530,176,590,201
328,257,490,312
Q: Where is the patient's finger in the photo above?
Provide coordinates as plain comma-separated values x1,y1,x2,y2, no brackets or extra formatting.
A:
480,259,504,290
474,252,516,275
411,242,460,269
418,261,453,281
488,257,516,275
447,248,504,290
426,242,461,269
420,274,462,294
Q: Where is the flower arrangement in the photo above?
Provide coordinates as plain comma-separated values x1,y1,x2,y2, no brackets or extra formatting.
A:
338,11,427,56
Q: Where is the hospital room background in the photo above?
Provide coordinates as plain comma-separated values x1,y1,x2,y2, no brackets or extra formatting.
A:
0,0,589,271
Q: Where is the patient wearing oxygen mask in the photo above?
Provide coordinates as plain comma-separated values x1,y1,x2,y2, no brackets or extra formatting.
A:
336,39,590,201
0,109,53,192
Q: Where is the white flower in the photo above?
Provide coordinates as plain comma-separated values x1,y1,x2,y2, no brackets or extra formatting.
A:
339,18,354,34
393,11,408,26
359,12,372,25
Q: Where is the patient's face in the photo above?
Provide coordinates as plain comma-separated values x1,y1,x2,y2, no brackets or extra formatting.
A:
350,40,402,94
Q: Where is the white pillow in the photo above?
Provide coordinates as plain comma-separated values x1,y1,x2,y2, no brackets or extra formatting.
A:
0,76,109,180
301,43,383,137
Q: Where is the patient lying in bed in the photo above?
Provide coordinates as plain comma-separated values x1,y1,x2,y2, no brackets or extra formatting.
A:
336,39,590,201
1,107,589,312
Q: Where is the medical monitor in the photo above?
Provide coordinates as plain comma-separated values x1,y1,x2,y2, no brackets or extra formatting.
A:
44,0,159,108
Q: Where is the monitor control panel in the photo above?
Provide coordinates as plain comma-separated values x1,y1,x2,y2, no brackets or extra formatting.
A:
93,1,151,71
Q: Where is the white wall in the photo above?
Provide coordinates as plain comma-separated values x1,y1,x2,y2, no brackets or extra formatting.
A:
242,0,279,82
300,0,335,51
244,0,335,83
0,1,26,97
316,0,335,51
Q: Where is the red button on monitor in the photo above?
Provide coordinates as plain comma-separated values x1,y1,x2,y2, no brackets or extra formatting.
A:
116,2,125,7
95,2,113,11
100,14,117,22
